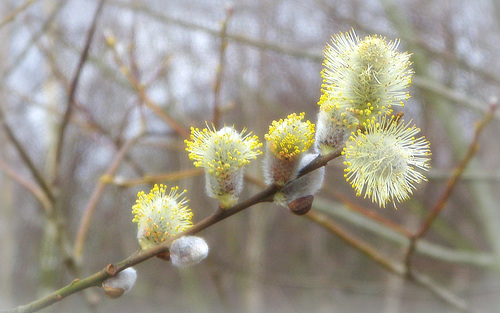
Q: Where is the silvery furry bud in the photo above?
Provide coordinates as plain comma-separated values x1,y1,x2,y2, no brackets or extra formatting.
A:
102,267,137,298
185,125,262,208
170,236,209,268
263,113,315,186
274,153,325,208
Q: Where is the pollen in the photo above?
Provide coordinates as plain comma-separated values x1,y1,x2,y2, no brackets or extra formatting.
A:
321,30,413,124
132,184,193,250
264,112,315,161
185,125,262,176
185,125,262,208
342,117,431,208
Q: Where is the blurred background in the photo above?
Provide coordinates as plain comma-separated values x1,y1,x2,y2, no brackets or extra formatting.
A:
1,0,500,312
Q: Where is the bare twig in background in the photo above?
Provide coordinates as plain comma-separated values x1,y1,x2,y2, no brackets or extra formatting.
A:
112,1,498,122
31,36,146,177
0,158,52,214
324,186,413,238
143,54,173,89
104,32,190,139
0,107,54,203
73,132,144,263
0,0,40,29
306,210,471,313
2,1,499,312
0,0,68,83
53,0,107,185
212,5,233,128
4,150,341,313
100,167,203,188
113,1,323,60
405,103,499,272
313,196,494,267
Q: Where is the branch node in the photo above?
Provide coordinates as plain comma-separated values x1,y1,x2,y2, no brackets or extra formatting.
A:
106,264,118,276
156,250,171,261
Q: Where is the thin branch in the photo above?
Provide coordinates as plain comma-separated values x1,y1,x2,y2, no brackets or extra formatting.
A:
411,77,497,119
313,197,494,267
0,158,52,214
427,169,500,182
411,38,500,87
100,168,204,188
111,1,497,122
2,271,105,313
72,133,143,263
31,35,146,178
306,210,472,313
6,150,341,313
53,0,106,183
307,210,403,273
408,271,471,313
104,32,190,139
212,6,233,128
111,1,322,62
143,54,173,89
0,107,55,203
0,0,68,84
324,186,413,238
0,0,40,29
405,103,498,271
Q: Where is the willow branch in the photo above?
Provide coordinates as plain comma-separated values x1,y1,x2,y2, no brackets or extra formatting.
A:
100,168,204,188
325,186,413,238
53,0,106,181
104,32,190,139
0,107,55,203
306,210,472,313
212,6,233,128
111,1,497,122
0,158,52,214
405,103,498,271
313,197,494,267
73,133,143,263
0,0,40,29
6,150,341,313
0,0,67,84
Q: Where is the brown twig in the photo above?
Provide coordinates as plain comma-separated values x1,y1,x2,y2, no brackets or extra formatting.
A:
100,168,204,188
0,0,39,29
296,150,342,177
307,210,403,273
0,107,55,203
143,54,173,89
6,150,341,313
404,103,498,272
31,35,146,178
0,0,67,86
212,6,233,128
53,0,106,185
73,133,143,263
324,186,413,238
104,32,190,139
111,1,497,122
0,158,52,214
306,210,471,313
